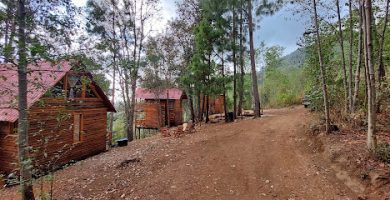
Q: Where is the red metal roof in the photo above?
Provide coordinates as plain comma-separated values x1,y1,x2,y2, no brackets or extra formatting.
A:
135,88,186,100
0,61,72,122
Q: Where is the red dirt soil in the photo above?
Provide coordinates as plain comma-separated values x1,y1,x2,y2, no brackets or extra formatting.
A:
0,106,387,199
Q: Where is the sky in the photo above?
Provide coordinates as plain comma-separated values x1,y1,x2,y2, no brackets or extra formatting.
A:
72,0,307,55
257,4,308,55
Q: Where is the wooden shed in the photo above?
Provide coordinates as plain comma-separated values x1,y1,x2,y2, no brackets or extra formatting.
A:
0,61,115,176
200,94,225,115
135,88,187,129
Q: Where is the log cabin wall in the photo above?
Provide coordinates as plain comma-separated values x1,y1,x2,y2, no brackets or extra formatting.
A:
27,98,108,173
135,99,184,128
0,121,18,174
135,102,162,129
200,95,225,115
174,99,183,125
213,95,225,114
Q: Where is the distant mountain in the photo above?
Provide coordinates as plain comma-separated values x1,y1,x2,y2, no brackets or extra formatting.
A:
280,48,306,68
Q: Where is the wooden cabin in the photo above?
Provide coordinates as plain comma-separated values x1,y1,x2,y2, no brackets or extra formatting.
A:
200,94,225,115
0,61,115,176
135,88,187,129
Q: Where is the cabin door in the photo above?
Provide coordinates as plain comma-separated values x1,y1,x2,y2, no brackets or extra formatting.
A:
168,100,175,126
161,100,175,127
160,101,167,126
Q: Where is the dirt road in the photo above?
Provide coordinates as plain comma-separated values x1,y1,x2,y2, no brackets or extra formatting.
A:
1,107,360,199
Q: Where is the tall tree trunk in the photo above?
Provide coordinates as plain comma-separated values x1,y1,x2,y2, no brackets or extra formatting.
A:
348,0,354,113
205,95,210,123
200,94,205,122
378,0,389,81
205,53,211,123
376,0,389,112
232,5,237,119
362,3,369,108
108,63,116,145
248,0,261,118
238,4,245,116
363,0,377,150
238,1,245,116
128,75,136,141
127,0,144,142
363,46,369,108
313,0,331,133
221,52,229,122
197,92,202,122
17,0,35,199
336,0,350,113
187,85,195,122
352,3,364,113
123,70,132,140
109,4,117,147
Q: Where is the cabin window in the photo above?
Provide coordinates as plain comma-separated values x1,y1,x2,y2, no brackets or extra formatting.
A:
42,73,99,99
73,113,83,143
68,75,83,99
66,74,98,99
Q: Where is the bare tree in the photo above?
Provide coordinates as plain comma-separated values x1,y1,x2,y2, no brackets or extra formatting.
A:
347,0,354,113
377,0,389,82
376,0,389,112
127,0,159,141
312,0,331,133
363,0,377,150
336,0,350,113
352,2,364,112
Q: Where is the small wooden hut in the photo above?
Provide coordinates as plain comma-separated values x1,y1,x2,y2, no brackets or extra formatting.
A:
0,61,115,176
135,88,187,129
200,94,225,115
